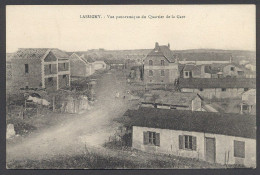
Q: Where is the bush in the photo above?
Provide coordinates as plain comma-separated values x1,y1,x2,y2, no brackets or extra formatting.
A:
13,121,37,135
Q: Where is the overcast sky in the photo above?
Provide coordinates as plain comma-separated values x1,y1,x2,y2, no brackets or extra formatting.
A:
6,5,255,53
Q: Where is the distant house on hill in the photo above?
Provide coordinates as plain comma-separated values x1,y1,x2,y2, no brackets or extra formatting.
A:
178,78,256,99
181,64,210,78
11,48,70,91
178,52,232,65
144,42,179,84
127,107,256,168
240,89,256,115
69,53,94,78
141,90,203,111
204,63,255,78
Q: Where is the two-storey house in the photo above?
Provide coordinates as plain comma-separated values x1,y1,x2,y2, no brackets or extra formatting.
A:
11,48,70,91
144,42,179,84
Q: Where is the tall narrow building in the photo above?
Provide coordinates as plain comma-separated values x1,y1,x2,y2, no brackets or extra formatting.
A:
144,42,179,84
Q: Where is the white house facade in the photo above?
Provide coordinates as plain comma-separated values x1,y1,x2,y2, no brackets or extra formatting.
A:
132,126,256,167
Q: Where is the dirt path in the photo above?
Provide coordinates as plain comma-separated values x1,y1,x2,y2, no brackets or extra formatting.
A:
7,70,130,162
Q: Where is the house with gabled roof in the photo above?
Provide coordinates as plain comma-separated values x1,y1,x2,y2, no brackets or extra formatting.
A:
11,48,70,91
204,63,255,78
180,63,212,79
178,78,256,99
69,53,94,78
123,107,256,167
144,42,179,84
141,90,203,111
240,89,256,115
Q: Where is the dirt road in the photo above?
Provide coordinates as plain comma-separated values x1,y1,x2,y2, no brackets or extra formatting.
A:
7,70,130,161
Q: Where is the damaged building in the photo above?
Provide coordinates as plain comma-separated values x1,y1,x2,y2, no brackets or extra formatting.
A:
11,48,71,91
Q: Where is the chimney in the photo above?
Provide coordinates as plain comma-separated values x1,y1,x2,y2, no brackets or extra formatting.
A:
155,42,159,49
168,43,170,49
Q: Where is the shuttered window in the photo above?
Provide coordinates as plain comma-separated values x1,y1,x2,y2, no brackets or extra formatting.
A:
234,140,245,158
155,133,160,146
143,131,149,145
179,135,196,150
143,131,160,146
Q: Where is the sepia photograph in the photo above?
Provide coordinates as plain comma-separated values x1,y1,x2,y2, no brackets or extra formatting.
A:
5,5,256,169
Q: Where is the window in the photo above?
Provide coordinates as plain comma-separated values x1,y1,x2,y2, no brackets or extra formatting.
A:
48,77,53,82
222,88,226,91
244,88,249,91
149,60,153,66
161,60,165,66
49,64,52,73
185,135,193,149
161,70,165,76
242,105,249,111
63,63,66,69
230,67,235,71
25,64,29,73
185,72,189,77
149,70,153,76
234,140,245,158
149,132,156,145
199,88,203,91
143,131,160,146
179,135,196,150
63,75,66,78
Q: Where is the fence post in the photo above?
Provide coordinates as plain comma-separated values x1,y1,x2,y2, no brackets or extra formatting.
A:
53,96,55,112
